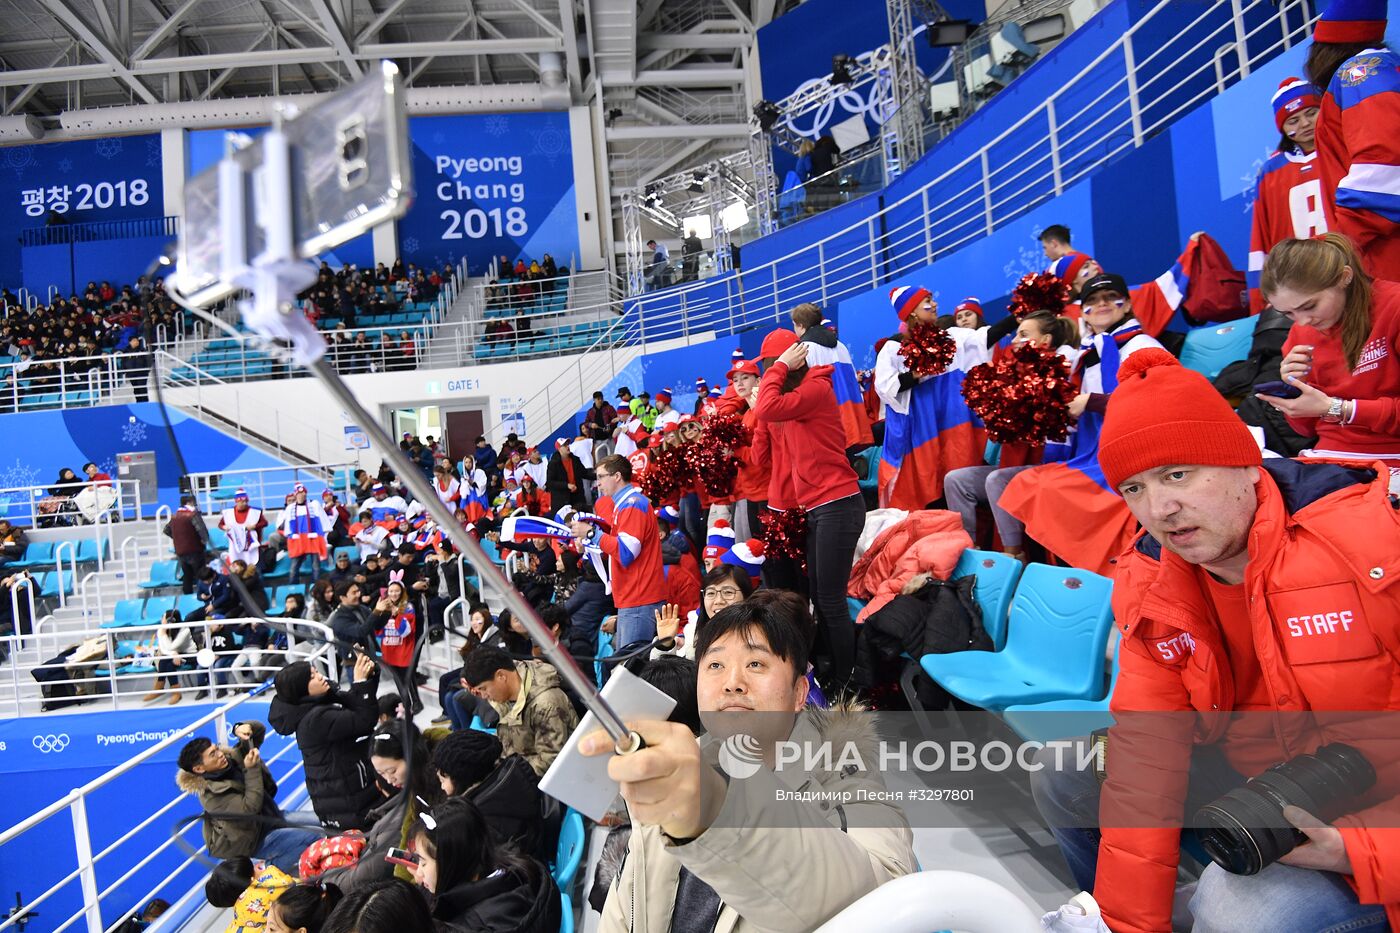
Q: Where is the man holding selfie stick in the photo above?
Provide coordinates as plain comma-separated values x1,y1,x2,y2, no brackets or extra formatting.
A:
582,593,916,932
1030,351,1400,932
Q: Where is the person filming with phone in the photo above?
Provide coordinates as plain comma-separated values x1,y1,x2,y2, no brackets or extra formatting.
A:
1031,349,1400,932
1257,233,1400,491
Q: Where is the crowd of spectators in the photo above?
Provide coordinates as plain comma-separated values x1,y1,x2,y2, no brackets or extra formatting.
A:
480,253,568,350
82,8,1400,930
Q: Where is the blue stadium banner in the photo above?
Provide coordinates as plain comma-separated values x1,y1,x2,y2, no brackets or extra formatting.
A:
0,702,264,773
397,112,579,276
0,133,165,291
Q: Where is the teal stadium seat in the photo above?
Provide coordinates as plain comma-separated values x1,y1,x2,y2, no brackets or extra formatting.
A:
1179,315,1259,381
950,549,1024,650
139,560,181,589
1002,639,1122,742
553,809,585,889
919,563,1114,710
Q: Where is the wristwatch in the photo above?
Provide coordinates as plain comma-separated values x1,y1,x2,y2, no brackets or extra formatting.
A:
1323,398,1346,423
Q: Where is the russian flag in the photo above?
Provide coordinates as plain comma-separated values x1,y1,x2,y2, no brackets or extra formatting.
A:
807,339,874,448
997,338,1139,576
501,514,575,544
463,486,489,524
879,367,983,509
1129,239,1196,337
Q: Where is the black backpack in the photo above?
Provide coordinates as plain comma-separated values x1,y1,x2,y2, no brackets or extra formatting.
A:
1212,308,1293,398
855,575,991,696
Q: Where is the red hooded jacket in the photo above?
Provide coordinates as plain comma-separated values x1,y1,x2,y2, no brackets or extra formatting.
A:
754,362,859,510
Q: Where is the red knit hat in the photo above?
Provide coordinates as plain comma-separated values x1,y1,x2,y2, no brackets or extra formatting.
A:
1098,349,1261,490
1314,0,1387,44
890,285,932,322
759,328,797,360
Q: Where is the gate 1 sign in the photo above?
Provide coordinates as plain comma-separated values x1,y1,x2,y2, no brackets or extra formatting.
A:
398,112,579,276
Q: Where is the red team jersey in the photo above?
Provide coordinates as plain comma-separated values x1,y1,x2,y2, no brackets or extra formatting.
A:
1248,148,1328,311
1316,48,1400,282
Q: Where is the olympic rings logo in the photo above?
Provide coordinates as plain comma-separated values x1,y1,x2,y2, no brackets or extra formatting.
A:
32,733,70,753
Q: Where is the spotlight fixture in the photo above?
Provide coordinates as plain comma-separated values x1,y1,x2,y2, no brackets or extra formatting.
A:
688,170,707,194
752,99,781,132
926,19,973,46
831,54,855,85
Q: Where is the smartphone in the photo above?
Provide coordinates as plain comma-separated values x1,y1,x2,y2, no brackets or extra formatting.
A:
385,846,419,868
172,60,414,306
1254,380,1302,399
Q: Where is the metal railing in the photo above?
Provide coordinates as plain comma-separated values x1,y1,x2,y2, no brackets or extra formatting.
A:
0,478,142,532
5,618,338,719
185,462,358,516
0,352,152,412
19,215,181,248
0,644,331,933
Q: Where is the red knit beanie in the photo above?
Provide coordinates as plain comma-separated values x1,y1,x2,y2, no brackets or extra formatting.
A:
1097,349,1261,491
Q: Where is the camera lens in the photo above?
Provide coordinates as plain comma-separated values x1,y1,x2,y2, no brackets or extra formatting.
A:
1193,743,1375,875
342,133,365,162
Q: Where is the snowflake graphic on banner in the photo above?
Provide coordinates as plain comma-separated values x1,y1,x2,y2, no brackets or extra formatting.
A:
98,458,118,479
1003,240,1049,285
484,115,509,137
122,419,149,446
57,158,73,173
403,236,420,253
146,138,161,168
1240,152,1269,214
0,146,37,179
95,138,124,160
529,125,567,163
0,459,39,491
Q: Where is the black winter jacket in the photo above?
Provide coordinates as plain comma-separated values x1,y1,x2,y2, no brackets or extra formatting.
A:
467,754,551,860
432,857,561,933
267,674,380,831
855,576,990,689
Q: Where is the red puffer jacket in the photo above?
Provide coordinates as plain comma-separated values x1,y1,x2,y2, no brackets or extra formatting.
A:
847,510,970,622
1098,458,1400,932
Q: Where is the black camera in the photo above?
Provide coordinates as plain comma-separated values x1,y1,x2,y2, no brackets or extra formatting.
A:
1194,743,1375,875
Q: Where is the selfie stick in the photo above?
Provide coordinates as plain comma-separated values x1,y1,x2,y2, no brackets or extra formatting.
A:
180,70,641,754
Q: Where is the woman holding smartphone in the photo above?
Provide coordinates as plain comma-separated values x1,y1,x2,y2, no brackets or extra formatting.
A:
370,581,421,713
1259,233,1400,489
407,797,560,931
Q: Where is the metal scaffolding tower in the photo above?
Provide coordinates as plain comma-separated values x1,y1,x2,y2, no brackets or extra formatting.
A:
621,188,647,297
706,161,734,273
746,129,780,236
885,0,929,176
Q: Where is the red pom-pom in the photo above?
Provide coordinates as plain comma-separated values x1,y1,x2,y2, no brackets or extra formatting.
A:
758,507,808,570
898,322,957,376
684,410,752,499
1114,347,1180,382
961,342,1079,445
637,445,694,504
1007,271,1072,320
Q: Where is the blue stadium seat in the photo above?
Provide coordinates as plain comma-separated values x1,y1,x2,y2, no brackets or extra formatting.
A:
595,631,614,688
1179,315,1259,381
919,563,1114,710
139,559,181,590
106,597,146,629
559,894,574,933
950,549,1024,650
553,809,585,889
855,446,880,499
469,715,497,735
207,527,229,550
13,541,56,569
74,538,106,563
1002,639,1122,742
37,570,74,598
263,554,292,581
145,595,178,619
175,594,202,617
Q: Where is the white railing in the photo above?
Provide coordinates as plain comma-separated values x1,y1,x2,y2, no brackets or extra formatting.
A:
157,351,351,466
5,618,338,719
0,652,330,933
0,478,141,540
185,462,358,516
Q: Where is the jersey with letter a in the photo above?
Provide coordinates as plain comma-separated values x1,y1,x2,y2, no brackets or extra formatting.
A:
1316,48,1400,281
1248,148,1327,312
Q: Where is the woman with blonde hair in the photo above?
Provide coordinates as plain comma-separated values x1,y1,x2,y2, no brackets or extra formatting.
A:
1259,232,1400,487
